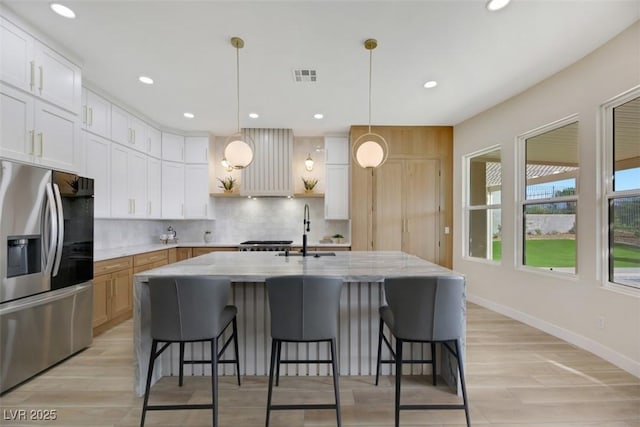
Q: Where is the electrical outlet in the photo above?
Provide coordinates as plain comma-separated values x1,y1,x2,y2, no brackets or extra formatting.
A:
597,316,606,329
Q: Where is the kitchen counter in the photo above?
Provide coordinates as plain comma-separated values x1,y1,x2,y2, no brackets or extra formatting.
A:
133,251,465,396
94,241,350,261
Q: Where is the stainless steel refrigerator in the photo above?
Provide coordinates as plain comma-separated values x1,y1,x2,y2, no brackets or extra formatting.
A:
0,160,94,394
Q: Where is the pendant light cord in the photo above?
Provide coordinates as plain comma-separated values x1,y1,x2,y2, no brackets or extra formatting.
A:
368,47,372,134
236,44,240,133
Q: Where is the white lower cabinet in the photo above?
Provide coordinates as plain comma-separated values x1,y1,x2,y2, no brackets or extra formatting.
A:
83,132,111,218
161,161,185,219
0,83,78,171
110,143,147,218
147,158,161,218
184,164,211,218
325,164,349,219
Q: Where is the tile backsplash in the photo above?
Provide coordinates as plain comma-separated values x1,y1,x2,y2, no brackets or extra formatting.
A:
94,197,349,250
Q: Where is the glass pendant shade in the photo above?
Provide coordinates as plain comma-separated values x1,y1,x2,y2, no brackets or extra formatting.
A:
352,132,388,169
224,132,254,169
304,154,314,171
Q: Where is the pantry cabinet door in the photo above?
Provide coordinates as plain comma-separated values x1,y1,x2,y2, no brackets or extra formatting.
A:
184,164,210,218
110,144,130,217
34,41,81,114
147,157,162,218
34,99,77,172
0,17,34,93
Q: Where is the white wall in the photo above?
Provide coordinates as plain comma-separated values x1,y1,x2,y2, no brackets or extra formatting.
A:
453,22,640,376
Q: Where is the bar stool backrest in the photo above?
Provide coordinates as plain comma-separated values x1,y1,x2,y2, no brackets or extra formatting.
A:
384,276,465,342
266,275,343,341
149,276,231,342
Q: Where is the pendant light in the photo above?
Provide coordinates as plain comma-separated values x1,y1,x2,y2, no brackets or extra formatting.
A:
221,36,254,170
304,153,314,171
352,38,388,169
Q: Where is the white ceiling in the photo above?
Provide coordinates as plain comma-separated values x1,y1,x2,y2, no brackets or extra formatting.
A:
3,0,639,136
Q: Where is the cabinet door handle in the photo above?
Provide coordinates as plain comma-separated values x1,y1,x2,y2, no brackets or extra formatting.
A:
38,65,43,94
30,61,35,90
38,133,43,157
88,107,93,126
29,130,35,154
83,105,87,124
133,129,136,143
133,199,136,214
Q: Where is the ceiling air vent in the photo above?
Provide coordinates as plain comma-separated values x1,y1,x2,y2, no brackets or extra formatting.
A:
293,69,317,82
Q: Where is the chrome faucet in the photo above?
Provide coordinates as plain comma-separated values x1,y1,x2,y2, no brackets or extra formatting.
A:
302,203,310,256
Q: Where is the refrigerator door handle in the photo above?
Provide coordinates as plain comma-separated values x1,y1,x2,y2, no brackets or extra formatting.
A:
52,183,64,276
43,183,58,276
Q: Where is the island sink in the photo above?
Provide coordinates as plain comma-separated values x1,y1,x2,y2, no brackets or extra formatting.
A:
277,252,336,257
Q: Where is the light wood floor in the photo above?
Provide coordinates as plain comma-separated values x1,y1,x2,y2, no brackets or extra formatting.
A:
1,303,639,426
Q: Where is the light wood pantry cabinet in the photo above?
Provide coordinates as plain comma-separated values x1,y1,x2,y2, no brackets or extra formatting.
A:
373,158,440,263
81,88,111,139
350,125,453,268
0,16,82,114
93,256,133,336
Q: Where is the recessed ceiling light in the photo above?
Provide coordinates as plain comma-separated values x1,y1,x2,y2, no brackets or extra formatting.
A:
138,76,154,85
423,80,438,89
249,113,259,119
183,112,194,119
486,0,511,11
313,113,324,119
50,3,76,19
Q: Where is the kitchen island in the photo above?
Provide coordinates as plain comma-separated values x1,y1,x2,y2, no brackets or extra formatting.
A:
133,251,465,396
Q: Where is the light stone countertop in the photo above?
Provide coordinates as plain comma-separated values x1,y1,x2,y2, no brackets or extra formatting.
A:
94,241,351,262
133,250,458,283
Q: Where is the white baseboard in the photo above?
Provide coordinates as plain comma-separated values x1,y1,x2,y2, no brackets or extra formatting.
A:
467,294,640,379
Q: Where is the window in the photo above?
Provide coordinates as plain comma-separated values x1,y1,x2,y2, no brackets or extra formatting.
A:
465,147,502,261
604,89,640,290
519,118,579,274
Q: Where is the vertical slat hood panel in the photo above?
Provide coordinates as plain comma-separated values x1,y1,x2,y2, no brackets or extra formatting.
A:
241,129,293,196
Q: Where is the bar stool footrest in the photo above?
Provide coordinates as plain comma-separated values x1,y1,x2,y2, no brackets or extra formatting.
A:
399,404,466,410
146,403,215,411
270,403,338,410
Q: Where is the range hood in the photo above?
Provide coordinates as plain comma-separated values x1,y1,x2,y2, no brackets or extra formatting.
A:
241,128,293,197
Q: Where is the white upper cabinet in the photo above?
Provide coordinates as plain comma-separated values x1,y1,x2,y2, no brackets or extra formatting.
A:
0,83,34,163
184,164,211,218
162,132,184,162
110,143,148,218
1,81,78,172
325,164,350,219
111,104,147,151
0,17,81,114
161,161,185,219
0,17,34,93
83,132,111,218
81,88,111,139
324,136,350,219
325,136,350,164
184,136,209,164
147,126,162,159
34,98,78,171
147,157,162,218
34,41,81,114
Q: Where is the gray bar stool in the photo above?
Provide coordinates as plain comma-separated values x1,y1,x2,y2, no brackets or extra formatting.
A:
265,275,343,427
375,276,470,427
140,276,241,427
